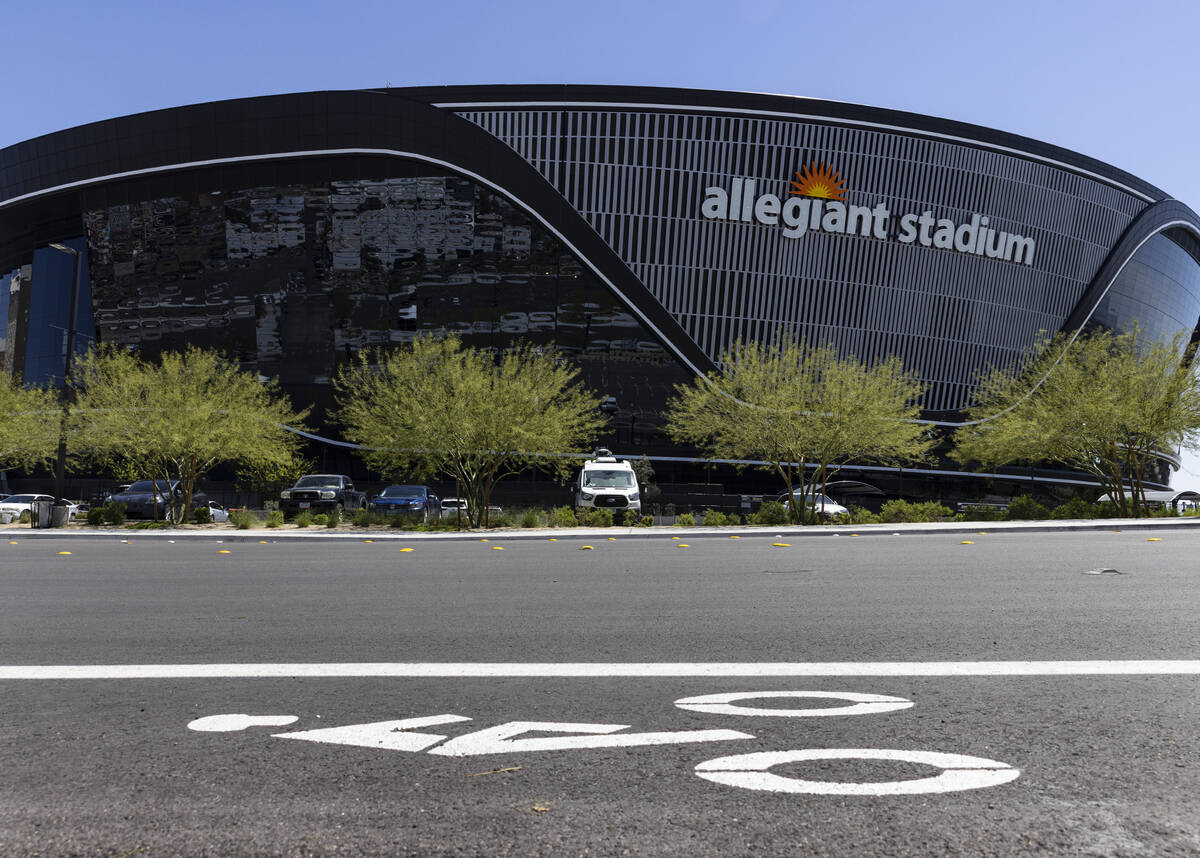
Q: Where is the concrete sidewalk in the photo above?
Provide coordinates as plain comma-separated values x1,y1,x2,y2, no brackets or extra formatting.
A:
3,515,1200,543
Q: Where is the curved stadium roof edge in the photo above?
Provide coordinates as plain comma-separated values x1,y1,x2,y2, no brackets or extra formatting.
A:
0,84,1172,206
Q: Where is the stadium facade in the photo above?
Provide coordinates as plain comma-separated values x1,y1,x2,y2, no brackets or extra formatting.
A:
2,86,1199,503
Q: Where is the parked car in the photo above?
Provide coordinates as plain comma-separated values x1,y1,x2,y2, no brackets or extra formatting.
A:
576,449,641,516
775,491,850,520
440,497,468,519
368,485,441,522
108,480,209,519
202,501,230,523
0,494,79,522
279,474,367,516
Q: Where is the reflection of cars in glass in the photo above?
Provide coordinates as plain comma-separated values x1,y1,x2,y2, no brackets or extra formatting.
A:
110,481,209,519
775,492,850,520
368,485,441,521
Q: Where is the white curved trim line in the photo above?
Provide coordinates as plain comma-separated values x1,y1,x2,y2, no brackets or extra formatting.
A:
0,148,705,379
437,100,1159,204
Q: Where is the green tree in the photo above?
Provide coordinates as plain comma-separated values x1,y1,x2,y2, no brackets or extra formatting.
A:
334,334,606,527
665,339,932,523
69,346,309,522
953,329,1200,517
0,374,60,471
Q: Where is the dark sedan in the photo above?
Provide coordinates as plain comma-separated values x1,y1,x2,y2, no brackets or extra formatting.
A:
108,480,208,519
368,485,441,522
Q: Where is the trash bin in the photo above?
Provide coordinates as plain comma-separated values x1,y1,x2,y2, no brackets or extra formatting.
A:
50,501,72,528
30,499,53,528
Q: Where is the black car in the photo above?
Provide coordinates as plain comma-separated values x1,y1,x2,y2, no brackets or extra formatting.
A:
108,480,209,519
279,474,367,516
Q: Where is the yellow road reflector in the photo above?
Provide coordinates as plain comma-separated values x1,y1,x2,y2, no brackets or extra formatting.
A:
549,538,558,541
1147,537,1162,542
580,545,594,550
218,549,231,554
480,538,489,542
607,537,616,541
729,535,740,539
57,551,72,555
771,542,790,547
978,532,987,535
960,541,974,545
398,547,414,552
258,541,268,544
671,536,680,540
8,541,18,544
491,546,504,550
676,543,690,548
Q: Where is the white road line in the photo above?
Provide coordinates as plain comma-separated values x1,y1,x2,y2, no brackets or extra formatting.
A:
1,661,1199,679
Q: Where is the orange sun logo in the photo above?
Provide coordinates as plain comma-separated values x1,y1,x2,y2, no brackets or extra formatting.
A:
789,162,847,201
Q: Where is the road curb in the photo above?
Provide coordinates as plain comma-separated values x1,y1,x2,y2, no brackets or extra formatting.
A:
3,516,1200,543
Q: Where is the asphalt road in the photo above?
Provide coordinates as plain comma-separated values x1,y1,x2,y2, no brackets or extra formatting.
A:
2,529,1198,856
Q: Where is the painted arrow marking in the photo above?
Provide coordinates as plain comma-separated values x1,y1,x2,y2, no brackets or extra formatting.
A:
274,714,472,752
426,721,754,756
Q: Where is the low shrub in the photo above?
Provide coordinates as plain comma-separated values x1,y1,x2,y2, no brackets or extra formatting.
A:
636,515,653,527
312,513,329,526
956,504,1007,522
266,510,285,528
1149,505,1180,518
124,520,170,529
549,506,579,528
326,508,341,528
675,512,696,526
752,501,789,526
352,508,372,528
878,499,954,524
86,507,106,526
487,511,514,528
104,502,127,525
520,508,542,528
18,510,31,524
229,510,258,530
701,509,728,526
1005,495,1050,520
1049,497,1095,520
294,511,313,528
848,506,880,525
193,506,212,525
585,508,614,527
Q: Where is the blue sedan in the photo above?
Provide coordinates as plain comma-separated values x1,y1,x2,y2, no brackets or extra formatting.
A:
368,485,441,522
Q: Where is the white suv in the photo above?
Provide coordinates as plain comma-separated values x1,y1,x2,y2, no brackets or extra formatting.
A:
576,450,641,516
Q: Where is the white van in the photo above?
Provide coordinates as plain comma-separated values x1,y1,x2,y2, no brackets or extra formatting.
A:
576,449,641,517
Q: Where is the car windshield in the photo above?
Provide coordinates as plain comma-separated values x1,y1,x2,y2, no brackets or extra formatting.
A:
583,470,634,488
4,494,36,503
127,480,172,493
295,476,341,488
380,486,424,497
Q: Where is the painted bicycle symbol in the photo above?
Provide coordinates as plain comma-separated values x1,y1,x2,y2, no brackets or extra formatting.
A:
189,690,1018,796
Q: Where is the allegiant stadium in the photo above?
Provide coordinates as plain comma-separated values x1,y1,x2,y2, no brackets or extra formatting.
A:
3,85,1198,506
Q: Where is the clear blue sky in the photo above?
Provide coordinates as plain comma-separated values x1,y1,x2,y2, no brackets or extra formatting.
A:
6,0,1200,486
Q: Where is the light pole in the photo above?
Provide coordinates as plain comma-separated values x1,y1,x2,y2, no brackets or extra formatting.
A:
48,242,81,526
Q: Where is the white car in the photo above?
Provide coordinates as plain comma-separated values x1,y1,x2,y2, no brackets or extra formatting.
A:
203,501,230,523
776,492,850,520
0,494,79,523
